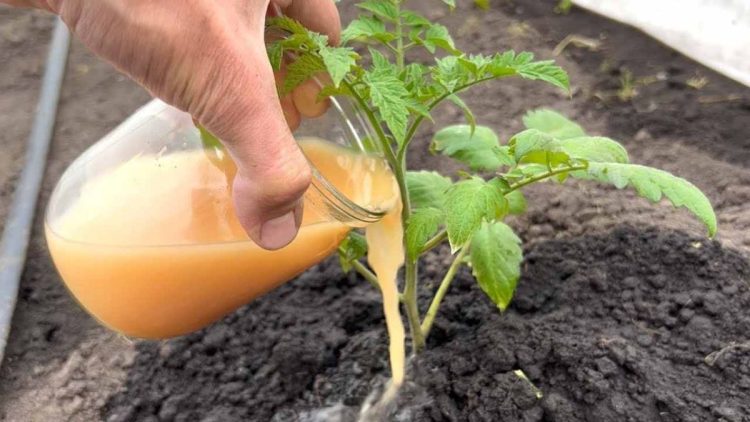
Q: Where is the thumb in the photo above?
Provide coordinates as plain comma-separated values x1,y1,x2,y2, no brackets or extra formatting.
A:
198,46,311,251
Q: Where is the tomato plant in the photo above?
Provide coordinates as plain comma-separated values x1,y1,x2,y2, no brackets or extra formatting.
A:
265,0,716,353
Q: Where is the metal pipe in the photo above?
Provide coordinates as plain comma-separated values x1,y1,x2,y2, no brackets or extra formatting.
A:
0,17,70,364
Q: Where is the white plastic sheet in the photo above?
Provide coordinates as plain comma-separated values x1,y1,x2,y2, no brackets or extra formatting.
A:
572,0,750,87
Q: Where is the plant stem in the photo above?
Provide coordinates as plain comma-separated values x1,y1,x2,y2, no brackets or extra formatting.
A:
420,228,447,255
350,259,380,291
394,1,405,70
343,75,420,351
507,164,587,192
420,243,469,339
403,259,425,352
398,76,497,161
342,79,398,170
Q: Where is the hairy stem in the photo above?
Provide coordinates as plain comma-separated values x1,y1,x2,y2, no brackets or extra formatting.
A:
350,259,380,291
420,243,470,339
403,259,425,353
420,228,447,255
507,164,587,192
398,76,497,161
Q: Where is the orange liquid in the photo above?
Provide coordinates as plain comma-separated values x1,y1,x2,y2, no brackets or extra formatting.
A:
45,138,399,340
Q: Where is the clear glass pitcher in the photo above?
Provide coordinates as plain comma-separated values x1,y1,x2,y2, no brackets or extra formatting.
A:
44,95,394,339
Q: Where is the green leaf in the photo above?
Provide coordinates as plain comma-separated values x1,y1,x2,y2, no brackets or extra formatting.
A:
423,24,459,54
267,42,284,71
573,163,717,236
487,50,532,77
406,171,452,210
342,16,395,44
357,0,398,21
320,46,357,87
433,56,467,91
338,231,368,273
433,125,515,171
518,60,570,91
403,63,427,89
364,68,410,142
198,125,222,150
509,129,571,166
441,0,456,10
401,10,431,27
446,95,476,133
522,109,585,139
560,136,629,164
283,53,326,93
267,16,308,36
369,47,394,72
406,98,432,121
406,208,444,261
444,178,508,250
317,83,350,101
506,190,527,215
474,0,490,9
485,52,568,90
470,221,523,311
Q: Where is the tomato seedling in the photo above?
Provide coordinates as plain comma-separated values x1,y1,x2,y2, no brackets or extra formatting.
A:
265,0,716,353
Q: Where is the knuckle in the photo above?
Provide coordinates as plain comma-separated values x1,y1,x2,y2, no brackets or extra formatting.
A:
255,152,312,207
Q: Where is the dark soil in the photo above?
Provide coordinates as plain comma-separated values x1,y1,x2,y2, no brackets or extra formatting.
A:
1,1,749,421
104,227,750,422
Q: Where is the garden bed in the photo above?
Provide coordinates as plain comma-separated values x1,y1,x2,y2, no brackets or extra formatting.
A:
1,1,749,421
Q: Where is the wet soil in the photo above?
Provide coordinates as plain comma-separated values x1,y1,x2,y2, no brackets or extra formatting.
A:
1,1,749,421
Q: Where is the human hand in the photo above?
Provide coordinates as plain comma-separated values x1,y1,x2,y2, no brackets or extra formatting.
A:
9,0,340,249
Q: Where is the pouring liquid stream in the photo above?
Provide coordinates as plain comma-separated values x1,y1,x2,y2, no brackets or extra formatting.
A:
46,136,406,394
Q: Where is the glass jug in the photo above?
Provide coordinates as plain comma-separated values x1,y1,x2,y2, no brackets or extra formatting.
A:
44,95,394,339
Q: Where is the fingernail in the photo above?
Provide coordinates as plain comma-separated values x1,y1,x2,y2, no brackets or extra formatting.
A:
259,209,299,250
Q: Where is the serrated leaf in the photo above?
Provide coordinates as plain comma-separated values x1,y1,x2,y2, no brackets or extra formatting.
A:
423,24,459,54
560,136,629,163
433,125,515,171
406,98,432,120
481,52,569,92
404,63,426,89
506,190,527,215
338,231,368,273
518,60,570,91
320,46,357,87
470,221,523,311
401,10,431,27
370,47,388,68
406,208,443,261
486,50,529,77
357,0,398,21
446,95,476,133
444,178,508,249
573,163,717,236
310,33,330,50
510,129,570,166
342,16,395,44
522,109,585,139
364,68,410,142
267,16,308,36
317,84,350,101
283,53,326,93
406,171,452,210
433,56,466,91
